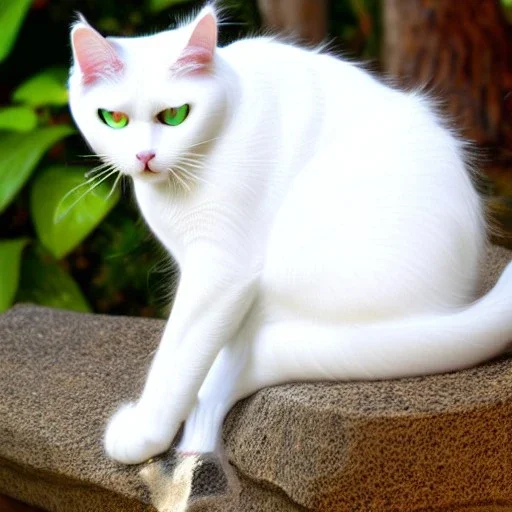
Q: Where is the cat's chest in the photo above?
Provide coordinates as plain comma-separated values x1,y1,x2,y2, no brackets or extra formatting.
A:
133,181,224,260
133,181,188,255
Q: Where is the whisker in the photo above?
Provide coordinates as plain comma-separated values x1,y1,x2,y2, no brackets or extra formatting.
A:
167,174,173,197
179,151,278,167
66,167,116,196
186,137,221,149
174,165,210,187
175,159,204,171
56,169,119,222
107,171,123,200
85,163,116,178
169,168,191,192
84,165,113,179
77,153,114,160
177,153,205,162
174,157,272,188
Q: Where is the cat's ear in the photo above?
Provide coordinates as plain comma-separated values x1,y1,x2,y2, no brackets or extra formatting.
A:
173,6,218,74
70,16,123,85
188,5,218,59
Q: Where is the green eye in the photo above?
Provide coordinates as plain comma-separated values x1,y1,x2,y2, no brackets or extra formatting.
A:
157,104,190,126
98,109,129,129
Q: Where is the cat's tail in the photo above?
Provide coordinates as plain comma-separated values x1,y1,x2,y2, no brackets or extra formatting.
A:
239,261,512,397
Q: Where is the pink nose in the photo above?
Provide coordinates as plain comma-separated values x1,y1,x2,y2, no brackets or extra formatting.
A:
136,150,156,165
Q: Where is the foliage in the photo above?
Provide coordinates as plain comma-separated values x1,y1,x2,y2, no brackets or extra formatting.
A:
501,0,512,23
0,0,380,316
13,67,70,107
149,0,193,13
0,1,119,313
31,165,120,259
0,0,32,62
0,126,74,213
330,0,381,60
0,238,27,311
0,106,37,132
16,244,91,312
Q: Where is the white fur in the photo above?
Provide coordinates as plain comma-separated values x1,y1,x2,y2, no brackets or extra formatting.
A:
69,5,512,464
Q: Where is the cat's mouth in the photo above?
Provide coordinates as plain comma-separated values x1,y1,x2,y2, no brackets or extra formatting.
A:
137,163,166,182
142,164,157,174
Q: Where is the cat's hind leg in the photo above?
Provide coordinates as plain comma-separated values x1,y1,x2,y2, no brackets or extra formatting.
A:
244,260,512,390
174,260,512,468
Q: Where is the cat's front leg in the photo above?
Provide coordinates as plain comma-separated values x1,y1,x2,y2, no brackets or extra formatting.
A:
104,402,173,465
177,329,254,455
105,248,257,464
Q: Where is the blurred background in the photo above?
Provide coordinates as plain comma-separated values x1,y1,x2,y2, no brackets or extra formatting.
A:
1,0,511,318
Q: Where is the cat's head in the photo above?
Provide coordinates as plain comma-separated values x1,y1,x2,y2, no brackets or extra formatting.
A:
68,5,228,184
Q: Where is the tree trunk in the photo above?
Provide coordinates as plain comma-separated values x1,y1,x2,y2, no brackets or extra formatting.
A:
257,0,328,45
383,0,512,246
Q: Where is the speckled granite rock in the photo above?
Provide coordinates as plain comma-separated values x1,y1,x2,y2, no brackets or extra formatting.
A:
0,245,511,512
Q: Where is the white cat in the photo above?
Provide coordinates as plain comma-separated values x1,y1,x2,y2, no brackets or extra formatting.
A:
69,4,512,465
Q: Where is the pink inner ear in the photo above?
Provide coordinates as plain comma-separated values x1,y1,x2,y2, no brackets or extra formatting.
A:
188,9,217,56
171,9,217,75
72,26,123,84
173,46,213,73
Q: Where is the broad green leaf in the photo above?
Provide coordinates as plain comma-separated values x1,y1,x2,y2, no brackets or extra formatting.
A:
12,67,69,107
31,165,120,259
16,244,91,312
0,238,28,312
0,0,32,63
0,106,37,132
0,125,74,213
149,0,193,13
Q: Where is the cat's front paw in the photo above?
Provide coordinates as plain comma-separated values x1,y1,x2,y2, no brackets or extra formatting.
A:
104,403,172,464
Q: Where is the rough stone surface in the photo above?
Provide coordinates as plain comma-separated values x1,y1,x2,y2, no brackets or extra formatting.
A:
0,245,511,511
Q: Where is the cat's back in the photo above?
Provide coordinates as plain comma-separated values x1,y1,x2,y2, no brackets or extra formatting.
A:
219,36,423,137
219,36,376,89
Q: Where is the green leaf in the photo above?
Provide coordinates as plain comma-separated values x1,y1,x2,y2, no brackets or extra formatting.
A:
502,0,512,23
0,0,32,63
0,106,37,132
12,67,69,107
16,244,91,312
149,0,193,13
0,238,28,312
31,165,120,259
0,125,74,213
